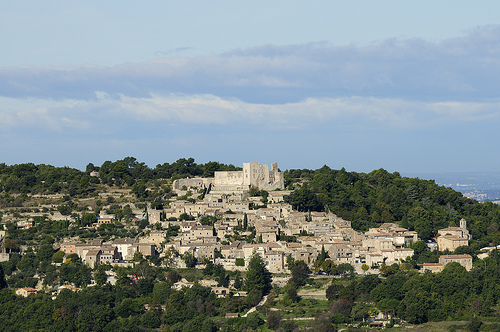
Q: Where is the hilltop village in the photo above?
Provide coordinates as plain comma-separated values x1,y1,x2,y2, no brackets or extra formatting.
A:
3,159,500,331
1,162,474,282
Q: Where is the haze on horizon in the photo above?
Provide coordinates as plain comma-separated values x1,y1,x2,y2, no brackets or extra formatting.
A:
1,1,500,174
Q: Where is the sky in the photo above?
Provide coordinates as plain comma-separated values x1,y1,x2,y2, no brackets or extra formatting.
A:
2,1,500,174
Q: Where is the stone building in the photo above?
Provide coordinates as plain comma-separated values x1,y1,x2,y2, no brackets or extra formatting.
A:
172,162,284,195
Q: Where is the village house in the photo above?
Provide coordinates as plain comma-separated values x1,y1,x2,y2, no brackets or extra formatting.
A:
136,243,156,257
96,215,114,225
85,249,101,267
436,219,471,251
147,209,162,224
422,263,444,273
326,242,353,263
219,241,244,259
112,238,136,261
60,241,81,255
74,239,104,259
381,248,414,264
309,220,335,235
263,250,285,273
212,286,231,298
172,279,195,290
16,287,38,297
57,285,81,294
437,236,469,252
17,219,35,229
422,254,473,273
439,254,473,271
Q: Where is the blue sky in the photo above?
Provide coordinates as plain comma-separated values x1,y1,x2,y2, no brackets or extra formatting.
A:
2,1,500,174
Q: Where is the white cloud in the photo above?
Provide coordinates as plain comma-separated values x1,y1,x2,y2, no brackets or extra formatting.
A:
2,94,500,135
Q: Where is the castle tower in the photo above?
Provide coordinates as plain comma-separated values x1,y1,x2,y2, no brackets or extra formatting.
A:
460,218,466,230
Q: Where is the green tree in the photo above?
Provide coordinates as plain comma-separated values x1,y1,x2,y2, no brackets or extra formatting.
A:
37,244,55,262
182,252,197,268
317,244,329,262
243,213,248,230
244,253,272,295
286,186,323,212
81,213,96,227
0,264,7,289
326,283,343,301
52,250,65,263
234,273,243,290
291,260,311,286
267,310,282,330
283,282,300,303
94,265,107,285
336,263,354,277
246,311,265,330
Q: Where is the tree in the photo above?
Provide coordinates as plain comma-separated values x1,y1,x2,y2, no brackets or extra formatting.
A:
246,311,265,330
52,251,65,263
468,317,483,332
182,252,197,268
286,256,296,270
132,251,144,262
321,259,337,275
377,298,399,319
94,265,107,285
244,253,272,295
234,273,243,290
243,213,248,230
317,245,329,262
81,213,96,227
37,244,55,262
283,282,300,303
336,263,354,277
267,310,282,330
286,186,323,212
163,246,177,267
291,260,311,286
166,269,181,283
0,264,7,289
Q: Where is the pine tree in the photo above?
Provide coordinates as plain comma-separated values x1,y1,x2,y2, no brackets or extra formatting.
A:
244,253,272,295
318,245,329,262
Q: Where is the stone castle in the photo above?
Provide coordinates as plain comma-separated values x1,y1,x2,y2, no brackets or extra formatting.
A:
173,162,284,194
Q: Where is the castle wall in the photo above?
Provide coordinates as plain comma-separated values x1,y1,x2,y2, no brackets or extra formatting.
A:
214,171,244,186
176,162,284,194
173,178,213,190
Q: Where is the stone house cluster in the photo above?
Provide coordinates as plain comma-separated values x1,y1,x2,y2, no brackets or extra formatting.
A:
60,237,157,267
53,161,473,275
159,184,421,272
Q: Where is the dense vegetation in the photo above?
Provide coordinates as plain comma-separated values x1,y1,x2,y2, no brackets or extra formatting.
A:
0,157,240,197
321,251,500,328
285,166,500,241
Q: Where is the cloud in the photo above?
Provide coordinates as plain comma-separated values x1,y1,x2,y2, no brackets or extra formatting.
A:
1,25,500,104
154,47,194,56
2,94,500,137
